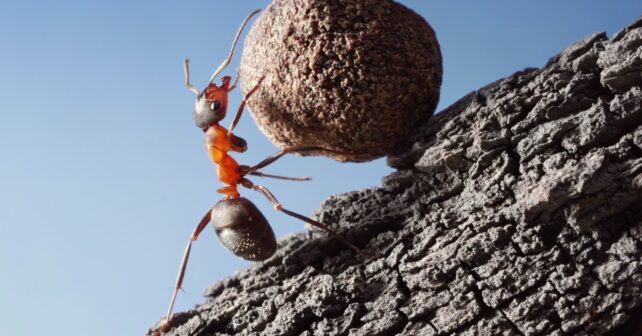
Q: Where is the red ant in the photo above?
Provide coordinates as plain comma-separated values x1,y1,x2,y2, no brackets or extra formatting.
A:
156,9,359,335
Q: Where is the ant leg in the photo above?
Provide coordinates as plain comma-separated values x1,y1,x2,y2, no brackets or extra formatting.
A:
240,146,327,174
227,69,240,92
157,209,212,335
239,178,360,253
227,76,264,135
247,171,311,181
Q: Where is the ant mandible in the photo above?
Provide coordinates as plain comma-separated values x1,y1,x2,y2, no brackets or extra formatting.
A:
157,9,359,335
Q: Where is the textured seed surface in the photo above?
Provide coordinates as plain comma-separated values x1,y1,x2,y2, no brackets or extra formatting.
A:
239,0,442,162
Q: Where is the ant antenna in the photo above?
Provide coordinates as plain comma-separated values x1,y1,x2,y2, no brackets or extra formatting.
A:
207,9,261,84
183,59,200,96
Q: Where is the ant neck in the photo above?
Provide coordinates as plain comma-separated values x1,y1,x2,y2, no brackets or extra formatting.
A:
202,123,221,133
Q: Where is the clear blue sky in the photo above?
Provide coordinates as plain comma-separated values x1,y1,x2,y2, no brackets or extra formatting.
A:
0,1,639,335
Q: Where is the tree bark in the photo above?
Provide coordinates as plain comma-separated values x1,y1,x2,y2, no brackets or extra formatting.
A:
149,16,642,336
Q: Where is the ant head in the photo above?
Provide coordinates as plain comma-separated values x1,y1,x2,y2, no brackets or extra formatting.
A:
192,77,231,129
182,9,261,131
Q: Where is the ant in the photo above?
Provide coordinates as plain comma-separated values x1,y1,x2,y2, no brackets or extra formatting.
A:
156,9,359,335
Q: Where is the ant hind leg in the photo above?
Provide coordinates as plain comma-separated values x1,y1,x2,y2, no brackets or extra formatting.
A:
157,209,212,335
239,178,360,253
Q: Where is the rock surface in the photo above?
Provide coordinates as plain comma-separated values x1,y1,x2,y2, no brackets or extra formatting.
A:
240,0,442,162
149,16,642,336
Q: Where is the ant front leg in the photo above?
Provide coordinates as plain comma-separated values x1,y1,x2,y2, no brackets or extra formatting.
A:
157,209,212,335
239,178,360,254
227,76,265,136
227,69,240,92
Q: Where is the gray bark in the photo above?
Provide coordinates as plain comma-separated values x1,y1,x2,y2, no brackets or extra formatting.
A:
149,16,642,336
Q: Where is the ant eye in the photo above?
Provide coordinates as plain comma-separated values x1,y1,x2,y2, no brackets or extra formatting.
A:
211,100,222,111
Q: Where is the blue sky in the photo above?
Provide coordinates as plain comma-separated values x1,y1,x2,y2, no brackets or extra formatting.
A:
0,1,639,335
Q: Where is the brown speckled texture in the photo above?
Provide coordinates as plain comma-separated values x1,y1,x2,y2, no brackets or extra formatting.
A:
240,0,442,162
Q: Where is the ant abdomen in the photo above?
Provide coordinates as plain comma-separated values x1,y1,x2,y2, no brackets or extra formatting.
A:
212,197,277,261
